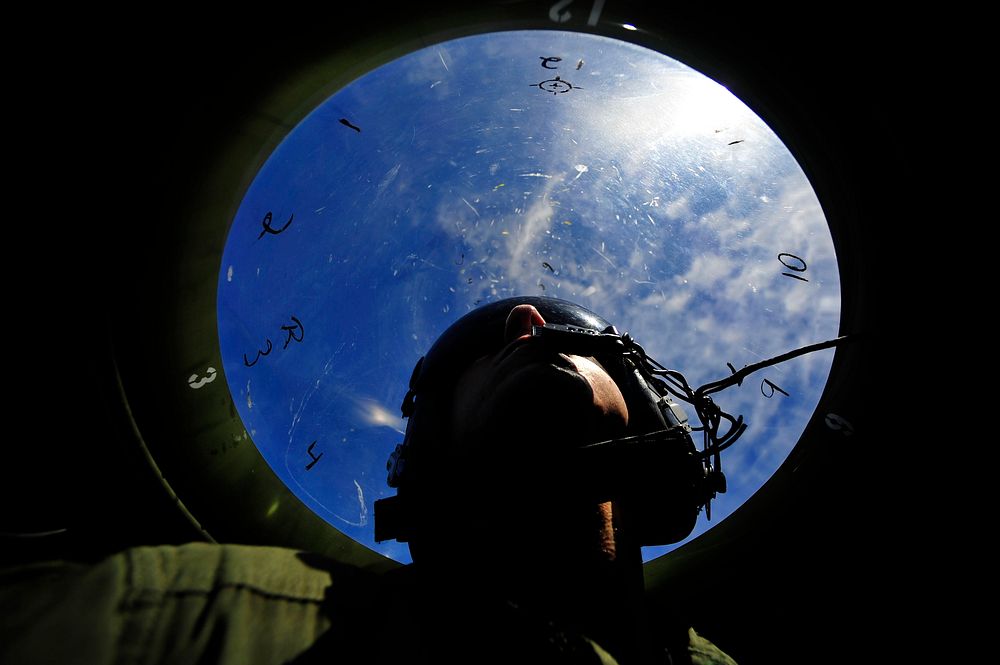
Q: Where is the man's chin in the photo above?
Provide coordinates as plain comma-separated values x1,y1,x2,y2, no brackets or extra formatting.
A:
481,364,610,445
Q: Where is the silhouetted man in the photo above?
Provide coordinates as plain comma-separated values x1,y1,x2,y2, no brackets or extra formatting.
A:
374,297,737,664
1,297,736,665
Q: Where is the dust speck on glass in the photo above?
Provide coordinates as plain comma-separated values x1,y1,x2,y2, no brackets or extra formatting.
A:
217,30,841,564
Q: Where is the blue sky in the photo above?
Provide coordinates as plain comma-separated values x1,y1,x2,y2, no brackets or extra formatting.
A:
217,30,841,564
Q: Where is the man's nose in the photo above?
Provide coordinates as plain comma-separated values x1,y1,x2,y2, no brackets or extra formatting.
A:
503,304,546,344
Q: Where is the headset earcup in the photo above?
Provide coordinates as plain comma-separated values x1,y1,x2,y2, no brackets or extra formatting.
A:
625,455,703,546
607,362,705,546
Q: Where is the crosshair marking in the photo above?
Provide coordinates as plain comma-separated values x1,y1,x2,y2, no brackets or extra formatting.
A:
532,76,582,95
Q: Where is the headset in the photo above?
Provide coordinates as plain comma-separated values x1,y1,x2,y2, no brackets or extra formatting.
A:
371,296,852,548
373,296,751,548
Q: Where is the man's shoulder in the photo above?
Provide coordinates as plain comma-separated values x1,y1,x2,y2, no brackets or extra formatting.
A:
680,627,739,665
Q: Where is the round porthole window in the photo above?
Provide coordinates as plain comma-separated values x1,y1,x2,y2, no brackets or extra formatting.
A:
216,29,841,563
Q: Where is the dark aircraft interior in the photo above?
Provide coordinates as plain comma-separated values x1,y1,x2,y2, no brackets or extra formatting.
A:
2,3,907,663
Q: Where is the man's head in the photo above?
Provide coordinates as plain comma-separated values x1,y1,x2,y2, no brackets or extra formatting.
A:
375,296,708,565
450,303,629,467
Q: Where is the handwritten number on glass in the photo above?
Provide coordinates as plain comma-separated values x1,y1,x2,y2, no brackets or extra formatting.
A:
244,317,304,367
244,339,273,367
761,378,790,398
778,252,808,282
305,441,324,470
729,363,791,400
534,55,582,95
257,211,294,240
